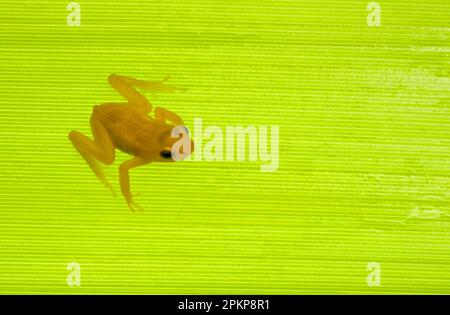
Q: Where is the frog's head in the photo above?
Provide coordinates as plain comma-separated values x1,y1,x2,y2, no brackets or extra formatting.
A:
157,125,194,162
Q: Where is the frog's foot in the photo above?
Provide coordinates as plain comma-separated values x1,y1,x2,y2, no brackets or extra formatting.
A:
147,77,187,94
150,77,186,100
126,193,143,213
104,181,117,198
116,74,187,95
97,175,116,198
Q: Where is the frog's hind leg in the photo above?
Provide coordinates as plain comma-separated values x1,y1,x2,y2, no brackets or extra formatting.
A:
108,74,152,115
154,107,185,125
68,107,116,196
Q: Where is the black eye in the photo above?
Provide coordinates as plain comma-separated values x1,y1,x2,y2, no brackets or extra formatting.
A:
160,150,172,159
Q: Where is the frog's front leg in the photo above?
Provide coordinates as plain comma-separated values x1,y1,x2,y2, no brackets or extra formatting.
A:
119,156,150,212
68,106,116,196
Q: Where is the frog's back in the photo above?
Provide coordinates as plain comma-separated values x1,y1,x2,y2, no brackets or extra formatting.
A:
94,103,157,155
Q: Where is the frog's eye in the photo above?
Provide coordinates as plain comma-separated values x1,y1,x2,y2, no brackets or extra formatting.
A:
172,126,190,138
160,150,172,159
182,126,190,136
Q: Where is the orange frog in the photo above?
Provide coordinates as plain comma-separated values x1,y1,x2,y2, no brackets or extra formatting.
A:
69,74,193,212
